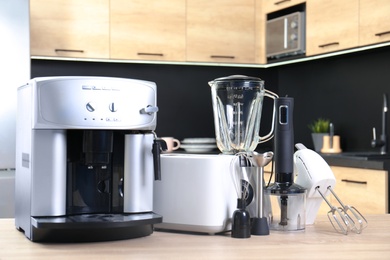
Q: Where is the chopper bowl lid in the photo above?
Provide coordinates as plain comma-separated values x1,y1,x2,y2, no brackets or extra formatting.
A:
266,183,307,194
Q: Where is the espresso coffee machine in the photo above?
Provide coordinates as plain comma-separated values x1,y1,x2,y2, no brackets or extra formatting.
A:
15,76,163,242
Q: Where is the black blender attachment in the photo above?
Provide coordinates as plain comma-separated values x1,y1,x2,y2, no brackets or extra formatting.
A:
231,154,252,238
266,97,306,231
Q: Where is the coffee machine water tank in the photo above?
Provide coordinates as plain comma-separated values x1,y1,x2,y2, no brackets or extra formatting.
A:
15,76,162,242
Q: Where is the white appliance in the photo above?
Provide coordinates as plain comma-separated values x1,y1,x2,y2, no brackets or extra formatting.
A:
0,0,29,219
154,154,236,234
0,0,30,170
294,144,336,224
154,154,261,234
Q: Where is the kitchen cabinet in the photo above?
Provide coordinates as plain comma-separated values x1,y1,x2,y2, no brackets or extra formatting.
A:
255,0,267,64
317,166,388,215
306,0,359,56
359,0,390,46
186,0,256,64
262,0,305,14
266,164,387,216
30,0,109,58
110,0,186,62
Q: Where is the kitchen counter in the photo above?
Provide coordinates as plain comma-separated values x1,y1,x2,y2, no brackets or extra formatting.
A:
322,153,390,170
1,215,389,259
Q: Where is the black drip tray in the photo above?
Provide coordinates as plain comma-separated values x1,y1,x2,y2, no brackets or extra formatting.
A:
29,213,162,242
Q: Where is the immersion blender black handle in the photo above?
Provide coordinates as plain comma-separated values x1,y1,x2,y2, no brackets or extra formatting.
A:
274,97,294,185
152,139,167,180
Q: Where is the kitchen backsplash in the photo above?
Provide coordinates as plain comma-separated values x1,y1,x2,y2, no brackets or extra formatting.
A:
31,45,390,152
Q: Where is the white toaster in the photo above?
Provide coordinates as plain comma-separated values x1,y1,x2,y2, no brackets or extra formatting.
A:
153,153,240,234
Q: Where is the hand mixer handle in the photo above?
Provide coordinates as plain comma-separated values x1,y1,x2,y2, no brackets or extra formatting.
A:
258,90,279,143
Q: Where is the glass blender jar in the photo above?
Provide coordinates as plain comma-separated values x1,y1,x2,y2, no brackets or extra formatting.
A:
209,75,278,154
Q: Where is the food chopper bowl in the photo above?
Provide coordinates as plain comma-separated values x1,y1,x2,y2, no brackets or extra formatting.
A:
266,183,307,231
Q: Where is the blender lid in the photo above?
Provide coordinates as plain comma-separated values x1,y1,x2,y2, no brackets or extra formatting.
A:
211,75,263,82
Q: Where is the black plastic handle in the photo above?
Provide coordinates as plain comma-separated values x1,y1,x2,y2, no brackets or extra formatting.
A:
341,179,367,185
152,139,167,181
274,97,294,184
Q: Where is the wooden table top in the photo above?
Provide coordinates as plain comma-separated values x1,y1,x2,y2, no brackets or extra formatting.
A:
1,214,389,259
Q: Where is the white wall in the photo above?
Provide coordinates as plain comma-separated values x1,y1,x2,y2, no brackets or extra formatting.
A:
0,0,30,170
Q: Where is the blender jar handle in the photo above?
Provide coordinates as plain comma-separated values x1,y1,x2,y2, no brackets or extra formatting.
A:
258,90,278,143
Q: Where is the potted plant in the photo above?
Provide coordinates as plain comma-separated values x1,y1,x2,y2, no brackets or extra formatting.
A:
308,118,330,152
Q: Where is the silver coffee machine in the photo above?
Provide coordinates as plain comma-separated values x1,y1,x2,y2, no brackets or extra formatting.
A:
15,76,163,242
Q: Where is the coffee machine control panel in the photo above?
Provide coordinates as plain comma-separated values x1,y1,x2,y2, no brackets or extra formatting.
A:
25,77,158,130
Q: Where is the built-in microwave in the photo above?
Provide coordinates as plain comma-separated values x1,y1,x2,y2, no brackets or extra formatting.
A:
266,12,305,59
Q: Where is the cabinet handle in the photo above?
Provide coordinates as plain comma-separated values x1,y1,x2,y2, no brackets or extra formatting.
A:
137,52,164,57
55,49,84,53
318,42,340,48
375,31,390,37
210,55,235,59
341,179,367,185
274,0,290,5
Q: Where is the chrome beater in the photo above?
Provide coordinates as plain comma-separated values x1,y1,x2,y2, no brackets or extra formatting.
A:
327,186,368,234
316,186,367,235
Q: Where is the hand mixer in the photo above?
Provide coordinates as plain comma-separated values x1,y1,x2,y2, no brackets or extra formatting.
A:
294,143,368,234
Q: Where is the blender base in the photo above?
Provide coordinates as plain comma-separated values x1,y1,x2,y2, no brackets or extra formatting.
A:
251,217,269,236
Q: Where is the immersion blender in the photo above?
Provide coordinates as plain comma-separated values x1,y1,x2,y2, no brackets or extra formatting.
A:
266,97,306,231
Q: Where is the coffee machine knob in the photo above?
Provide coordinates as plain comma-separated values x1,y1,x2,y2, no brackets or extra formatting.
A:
109,102,118,112
86,102,95,112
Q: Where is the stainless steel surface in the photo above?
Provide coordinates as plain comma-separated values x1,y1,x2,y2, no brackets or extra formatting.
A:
124,134,154,213
266,12,305,59
252,152,273,218
329,122,334,149
327,187,368,234
316,186,367,235
15,77,159,241
30,130,67,216
371,93,388,154
315,187,351,235
27,76,157,130
154,154,237,234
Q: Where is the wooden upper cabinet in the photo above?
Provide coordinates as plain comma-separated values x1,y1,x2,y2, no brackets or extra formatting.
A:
306,0,359,56
359,0,390,46
263,0,305,14
30,0,110,58
110,0,186,62
186,0,256,64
